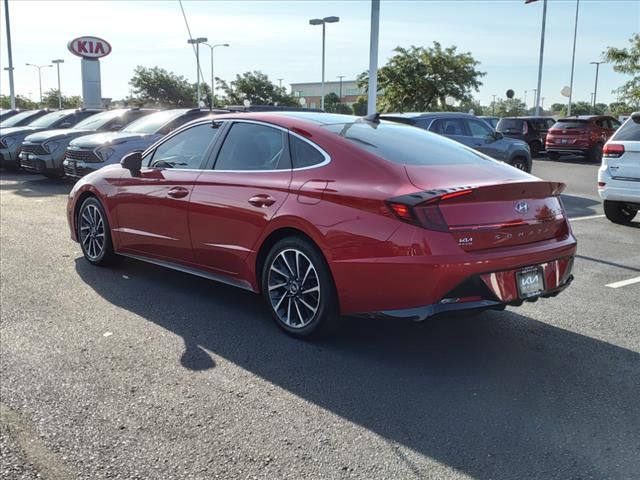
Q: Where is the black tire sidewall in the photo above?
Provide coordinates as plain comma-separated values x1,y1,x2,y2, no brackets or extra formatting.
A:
511,157,530,172
604,200,637,224
78,197,115,265
261,237,337,338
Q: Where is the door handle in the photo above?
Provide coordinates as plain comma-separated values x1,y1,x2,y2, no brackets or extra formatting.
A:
248,194,276,207
167,187,189,199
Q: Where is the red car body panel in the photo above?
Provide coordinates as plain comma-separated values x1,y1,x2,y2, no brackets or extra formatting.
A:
546,115,618,155
68,112,577,319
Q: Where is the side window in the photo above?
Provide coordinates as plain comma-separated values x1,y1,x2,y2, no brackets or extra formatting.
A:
69,111,97,125
148,123,218,169
414,119,431,130
432,118,466,136
160,113,204,135
595,119,606,129
289,135,326,169
546,119,556,129
214,122,289,171
467,119,493,138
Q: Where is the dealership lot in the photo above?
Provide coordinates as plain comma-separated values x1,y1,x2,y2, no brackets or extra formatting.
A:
1,158,638,479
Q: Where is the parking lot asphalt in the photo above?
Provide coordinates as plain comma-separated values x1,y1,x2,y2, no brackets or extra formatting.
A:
1,157,639,480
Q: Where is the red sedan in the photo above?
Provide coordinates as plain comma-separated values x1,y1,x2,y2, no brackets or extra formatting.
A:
67,112,576,338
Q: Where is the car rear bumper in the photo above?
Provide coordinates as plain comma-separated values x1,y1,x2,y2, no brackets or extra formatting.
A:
545,146,589,155
331,225,577,315
598,167,640,203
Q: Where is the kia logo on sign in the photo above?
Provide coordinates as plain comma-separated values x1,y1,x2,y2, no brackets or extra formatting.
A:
67,36,112,59
514,201,529,214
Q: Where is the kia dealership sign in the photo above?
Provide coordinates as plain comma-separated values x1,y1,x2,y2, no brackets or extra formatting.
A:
67,36,112,59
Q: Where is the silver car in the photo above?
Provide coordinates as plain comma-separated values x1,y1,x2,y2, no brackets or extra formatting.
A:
0,109,100,168
20,108,154,178
63,108,210,180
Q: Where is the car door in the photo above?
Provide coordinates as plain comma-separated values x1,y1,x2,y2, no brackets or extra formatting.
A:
188,120,292,280
112,122,222,262
464,118,503,159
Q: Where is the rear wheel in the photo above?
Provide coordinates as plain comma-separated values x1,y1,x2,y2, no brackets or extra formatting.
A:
262,237,338,338
588,143,603,163
529,141,542,158
77,196,118,266
604,201,638,224
547,151,560,161
510,156,530,172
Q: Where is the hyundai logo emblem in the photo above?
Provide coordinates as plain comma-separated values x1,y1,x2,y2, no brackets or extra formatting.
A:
515,201,529,213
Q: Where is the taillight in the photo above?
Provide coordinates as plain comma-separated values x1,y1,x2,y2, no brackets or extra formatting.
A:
386,189,473,232
603,144,624,158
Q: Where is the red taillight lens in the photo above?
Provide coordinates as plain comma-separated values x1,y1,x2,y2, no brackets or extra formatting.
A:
387,202,414,222
603,144,624,158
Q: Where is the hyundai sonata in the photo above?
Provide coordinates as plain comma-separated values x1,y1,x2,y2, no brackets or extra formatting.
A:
67,112,576,337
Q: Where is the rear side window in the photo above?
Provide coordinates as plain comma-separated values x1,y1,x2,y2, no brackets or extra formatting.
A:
496,119,524,133
215,122,289,171
324,120,490,166
289,135,326,169
612,118,640,141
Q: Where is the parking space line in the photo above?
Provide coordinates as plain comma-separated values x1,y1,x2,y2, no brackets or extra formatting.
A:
569,214,606,222
606,276,640,289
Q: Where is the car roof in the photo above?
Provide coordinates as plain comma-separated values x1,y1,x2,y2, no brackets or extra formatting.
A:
382,112,477,119
500,116,554,120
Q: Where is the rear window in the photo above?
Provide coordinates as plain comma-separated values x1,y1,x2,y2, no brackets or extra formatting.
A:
323,120,490,166
553,119,589,129
612,118,640,141
496,119,524,132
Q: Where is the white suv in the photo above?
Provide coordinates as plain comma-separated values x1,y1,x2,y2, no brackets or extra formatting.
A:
598,113,640,224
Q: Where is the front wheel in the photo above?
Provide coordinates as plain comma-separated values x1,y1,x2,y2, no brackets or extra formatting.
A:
262,237,338,338
588,143,603,163
77,196,119,266
510,156,530,172
529,141,542,158
604,201,638,224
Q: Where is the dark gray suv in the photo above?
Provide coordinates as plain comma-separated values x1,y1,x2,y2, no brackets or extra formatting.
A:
382,112,532,172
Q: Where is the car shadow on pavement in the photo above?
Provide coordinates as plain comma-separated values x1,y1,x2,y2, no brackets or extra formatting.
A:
74,257,640,480
561,194,601,218
0,170,73,198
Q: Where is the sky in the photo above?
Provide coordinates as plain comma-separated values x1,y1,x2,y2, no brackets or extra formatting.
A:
1,0,638,108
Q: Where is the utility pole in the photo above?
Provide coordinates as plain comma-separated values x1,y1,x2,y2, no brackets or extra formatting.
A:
4,0,16,109
367,0,380,115
277,78,283,90
590,61,606,109
492,94,496,115
25,63,52,106
534,0,548,116
52,59,64,109
187,37,207,107
567,0,580,116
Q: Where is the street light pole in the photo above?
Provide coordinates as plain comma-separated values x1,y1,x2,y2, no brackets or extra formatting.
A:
187,37,208,107
204,43,229,109
534,0,548,116
367,0,380,115
309,16,339,111
590,61,606,110
25,63,52,106
52,59,64,109
277,78,283,90
4,0,16,109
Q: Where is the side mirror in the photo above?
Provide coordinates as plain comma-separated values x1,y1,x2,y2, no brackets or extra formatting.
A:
493,131,504,140
121,151,143,171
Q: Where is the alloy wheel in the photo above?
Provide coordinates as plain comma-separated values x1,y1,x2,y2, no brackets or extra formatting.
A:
79,204,105,260
267,248,321,329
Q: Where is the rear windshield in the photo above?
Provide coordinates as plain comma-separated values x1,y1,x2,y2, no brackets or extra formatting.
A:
323,120,490,166
0,111,40,128
553,119,589,129
496,119,524,132
612,117,640,141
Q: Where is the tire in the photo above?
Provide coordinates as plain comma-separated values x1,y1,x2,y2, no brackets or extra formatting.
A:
604,200,638,224
510,156,530,172
529,141,542,158
547,151,561,161
261,236,338,338
588,143,603,163
77,196,119,266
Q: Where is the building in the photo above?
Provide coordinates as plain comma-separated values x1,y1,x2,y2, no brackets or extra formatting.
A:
290,80,364,109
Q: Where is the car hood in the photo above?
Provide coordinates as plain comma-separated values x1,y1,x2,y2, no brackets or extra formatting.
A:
0,126,45,138
69,131,158,149
25,128,94,143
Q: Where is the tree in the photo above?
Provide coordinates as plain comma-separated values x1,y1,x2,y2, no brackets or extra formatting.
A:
358,43,485,112
216,71,298,106
352,96,368,116
550,103,565,114
609,101,632,117
603,33,640,107
492,98,527,117
129,66,196,107
0,95,37,109
457,99,483,115
41,89,82,109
